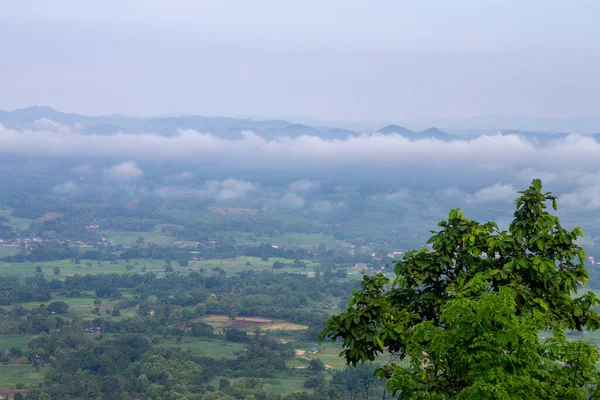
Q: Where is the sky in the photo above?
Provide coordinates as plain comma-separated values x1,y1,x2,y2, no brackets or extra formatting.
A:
1,0,599,121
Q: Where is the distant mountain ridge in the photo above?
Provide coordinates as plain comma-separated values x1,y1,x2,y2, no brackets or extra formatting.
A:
0,106,357,140
377,125,451,140
0,106,597,142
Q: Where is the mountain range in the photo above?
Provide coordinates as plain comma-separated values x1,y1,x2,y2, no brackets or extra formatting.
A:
1,106,598,142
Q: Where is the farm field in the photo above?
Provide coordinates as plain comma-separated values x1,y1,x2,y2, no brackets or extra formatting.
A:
0,258,176,279
263,376,310,394
0,210,34,231
0,365,46,389
0,335,34,351
236,233,337,249
100,229,174,245
0,256,319,280
292,343,348,370
201,315,308,333
193,256,318,276
0,246,19,258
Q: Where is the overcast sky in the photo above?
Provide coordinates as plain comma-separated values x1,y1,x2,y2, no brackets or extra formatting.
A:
1,0,599,121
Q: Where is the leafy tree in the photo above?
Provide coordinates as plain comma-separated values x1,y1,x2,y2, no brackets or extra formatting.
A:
178,258,189,267
52,267,60,275
309,358,326,371
47,301,69,314
219,378,231,391
321,180,600,399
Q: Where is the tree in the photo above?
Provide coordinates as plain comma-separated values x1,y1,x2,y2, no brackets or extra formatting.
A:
47,301,69,314
219,378,231,391
35,266,42,273
309,358,325,371
178,259,188,267
52,267,60,275
321,180,600,399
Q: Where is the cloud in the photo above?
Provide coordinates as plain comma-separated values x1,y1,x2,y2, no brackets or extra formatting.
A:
289,179,321,192
3,123,600,193
32,119,80,134
71,164,95,175
155,179,257,201
104,161,143,182
154,186,197,199
561,187,600,211
52,180,77,194
281,192,305,208
467,184,517,204
206,179,257,201
172,171,194,180
384,189,410,200
441,184,517,205
313,200,345,212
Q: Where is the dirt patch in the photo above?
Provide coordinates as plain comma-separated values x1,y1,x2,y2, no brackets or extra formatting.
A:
228,320,265,329
295,350,306,356
203,315,231,323
261,322,308,331
201,315,303,331
38,212,63,221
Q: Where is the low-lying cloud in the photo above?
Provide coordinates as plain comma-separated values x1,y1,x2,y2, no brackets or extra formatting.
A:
155,179,257,202
281,192,305,208
104,161,144,182
289,180,321,192
52,180,78,195
441,184,517,205
467,183,517,204
3,121,600,196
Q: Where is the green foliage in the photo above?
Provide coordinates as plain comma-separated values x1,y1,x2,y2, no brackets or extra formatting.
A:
321,180,600,399
46,301,68,314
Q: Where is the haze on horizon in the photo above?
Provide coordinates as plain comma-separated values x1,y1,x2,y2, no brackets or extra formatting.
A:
1,0,599,122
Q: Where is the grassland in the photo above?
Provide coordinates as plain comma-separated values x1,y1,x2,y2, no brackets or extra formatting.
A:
236,233,337,249
263,377,310,394
0,246,19,258
100,229,174,245
0,255,319,280
0,335,34,351
0,365,46,389
193,256,318,276
0,210,34,231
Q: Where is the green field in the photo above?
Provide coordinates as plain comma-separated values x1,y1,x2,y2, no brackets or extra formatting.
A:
236,233,337,249
0,210,34,231
193,256,318,276
0,258,175,280
0,246,19,257
0,335,34,351
264,377,310,394
100,229,174,245
0,255,320,281
0,365,46,388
